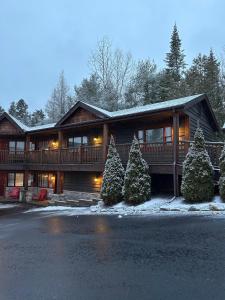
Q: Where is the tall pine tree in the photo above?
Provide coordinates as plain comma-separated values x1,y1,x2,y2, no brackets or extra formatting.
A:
0,106,4,115
8,99,30,125
160,24,186,99
165,24,186,81
186,50,225,126
219,144,225,200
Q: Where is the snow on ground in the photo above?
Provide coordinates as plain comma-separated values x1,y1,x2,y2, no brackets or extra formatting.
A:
26,195,225,217
0,204,18,209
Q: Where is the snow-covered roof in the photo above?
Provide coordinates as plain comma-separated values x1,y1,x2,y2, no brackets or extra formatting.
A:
8,114,55,132
9,114,30,131
81,102,112,117
27,122,56,131
83,94,203,118
3,94,213,133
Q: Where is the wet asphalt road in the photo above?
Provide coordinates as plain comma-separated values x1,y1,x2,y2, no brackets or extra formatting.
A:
0,207,225,300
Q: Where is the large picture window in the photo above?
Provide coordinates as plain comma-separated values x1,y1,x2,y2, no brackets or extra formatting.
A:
68,136,88,147
146,128,164,143
138,127,172,144
8,173,24,187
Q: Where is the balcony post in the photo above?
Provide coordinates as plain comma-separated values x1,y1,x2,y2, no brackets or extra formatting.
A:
58,130,64,163
56,171,63,194
25,134,31,163
58,130,64,148
103,123,109,161
173,111,179,197
24,170,29,191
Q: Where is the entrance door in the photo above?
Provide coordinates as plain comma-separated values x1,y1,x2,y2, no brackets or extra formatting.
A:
0,173,7,196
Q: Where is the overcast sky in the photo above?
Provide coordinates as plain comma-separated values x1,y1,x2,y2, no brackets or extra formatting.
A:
0,0,224,111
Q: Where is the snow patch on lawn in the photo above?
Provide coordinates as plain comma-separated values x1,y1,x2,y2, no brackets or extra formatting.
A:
0,204,18,209
26,195,225,217
25,195,225,218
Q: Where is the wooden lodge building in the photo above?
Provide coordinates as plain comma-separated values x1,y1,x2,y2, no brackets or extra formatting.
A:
0,93,222,199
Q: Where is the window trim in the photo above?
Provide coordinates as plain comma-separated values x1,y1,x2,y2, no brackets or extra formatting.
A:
67,136,88,148
7,172,24,187
9,140,25,153
138,127,173,144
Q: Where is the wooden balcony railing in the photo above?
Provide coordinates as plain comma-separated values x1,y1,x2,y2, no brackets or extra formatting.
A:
0,142,223,168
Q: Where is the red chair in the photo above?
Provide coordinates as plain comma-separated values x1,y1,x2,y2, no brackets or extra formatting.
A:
8,187,20,199
32,189,48,201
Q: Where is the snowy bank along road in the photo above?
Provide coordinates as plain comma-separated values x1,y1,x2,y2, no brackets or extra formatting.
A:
0,210,225,299
27,196,225,217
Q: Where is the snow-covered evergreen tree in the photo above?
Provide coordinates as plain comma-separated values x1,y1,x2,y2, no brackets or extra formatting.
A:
181,128,214,202
123,136,151,204
100,136,124,205
219,144,225,200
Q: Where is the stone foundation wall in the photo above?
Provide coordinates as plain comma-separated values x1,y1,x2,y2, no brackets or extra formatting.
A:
50,190,100,202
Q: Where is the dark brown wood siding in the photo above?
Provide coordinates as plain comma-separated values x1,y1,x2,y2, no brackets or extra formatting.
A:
0,118,22,135
111,116,188,144
64,171,102,192
65,128,102,146
62,107,99,125
185,102,217,141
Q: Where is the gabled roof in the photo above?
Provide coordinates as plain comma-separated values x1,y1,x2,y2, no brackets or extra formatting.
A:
0,112,28,133
0,94,219,133
108,94,204,118
56,101,111,126
0,112,56,133
8,114,30,131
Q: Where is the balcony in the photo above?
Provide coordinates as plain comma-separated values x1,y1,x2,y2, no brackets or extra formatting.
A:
0,142,223,171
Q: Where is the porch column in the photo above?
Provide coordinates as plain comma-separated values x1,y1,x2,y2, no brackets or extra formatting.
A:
173,112,179,197
24,135,30,191
25,135,31,151
56,171,63,194
102,123,109,161
24,170,29,191
58,130,64,164
58,130,64,148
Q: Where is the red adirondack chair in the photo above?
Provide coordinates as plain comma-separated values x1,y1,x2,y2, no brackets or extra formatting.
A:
8,187,20,199
32,189,48,201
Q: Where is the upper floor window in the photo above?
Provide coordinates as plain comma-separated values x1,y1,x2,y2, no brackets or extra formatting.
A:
68,136,88,148
138,127,172,144
9,141,25,153
146,128,164,143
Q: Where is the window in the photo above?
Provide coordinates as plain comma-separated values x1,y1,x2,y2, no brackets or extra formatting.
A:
38,173,56,189
146,128,164,143
28,174,34,187
179,118,186,141
68,136,88,148
8,173,24,187
137,127,173,144
9,141,16,152
164,127,172,143
38,174,49,188
29,142,35,151
9,141,25,153
8,173,15,187
138,130,144,143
